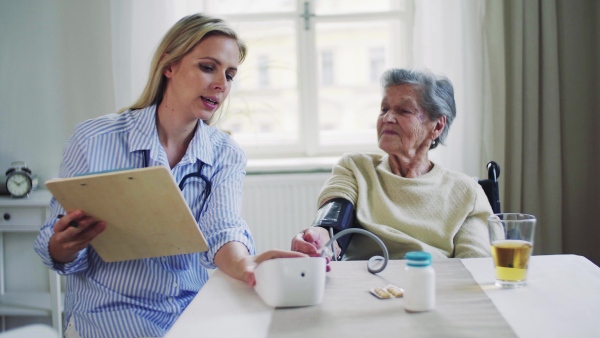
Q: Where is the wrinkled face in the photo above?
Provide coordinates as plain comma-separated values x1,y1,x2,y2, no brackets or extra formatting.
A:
377,84,442,157
162,34,240,121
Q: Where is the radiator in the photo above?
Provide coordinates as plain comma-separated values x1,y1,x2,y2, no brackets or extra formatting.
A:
241,172,331,253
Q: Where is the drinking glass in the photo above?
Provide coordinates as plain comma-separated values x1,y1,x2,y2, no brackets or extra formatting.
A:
488,213,536,288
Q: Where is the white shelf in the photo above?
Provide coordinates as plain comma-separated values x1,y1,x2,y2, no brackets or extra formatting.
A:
0,190,62,333
0,190,52,207
0,190,52,232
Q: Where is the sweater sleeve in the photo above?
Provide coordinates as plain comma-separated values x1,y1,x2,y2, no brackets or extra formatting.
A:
453,183,493,258
317,154,359,207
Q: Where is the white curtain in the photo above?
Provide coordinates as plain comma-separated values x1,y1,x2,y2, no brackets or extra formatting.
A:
412,0,505,178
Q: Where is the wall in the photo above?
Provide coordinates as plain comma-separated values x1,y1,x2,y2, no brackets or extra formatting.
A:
0,0,115,184
242,172,330,253
0,0,114,331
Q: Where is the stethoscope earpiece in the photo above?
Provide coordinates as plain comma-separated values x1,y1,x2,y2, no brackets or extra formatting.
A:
322,228,389,274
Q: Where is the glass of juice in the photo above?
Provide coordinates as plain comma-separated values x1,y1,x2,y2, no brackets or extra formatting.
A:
488,213,536,288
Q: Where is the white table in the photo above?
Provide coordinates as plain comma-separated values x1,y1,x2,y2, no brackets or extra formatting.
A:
166,255,600,338
463,255,600,338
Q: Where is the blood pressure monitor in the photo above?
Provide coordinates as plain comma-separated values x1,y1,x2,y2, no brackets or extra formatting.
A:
5,161,38,198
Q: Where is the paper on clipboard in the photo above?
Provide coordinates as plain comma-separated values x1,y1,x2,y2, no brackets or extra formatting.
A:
45,166,209,262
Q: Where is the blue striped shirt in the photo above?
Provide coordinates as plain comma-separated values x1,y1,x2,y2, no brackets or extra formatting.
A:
35,105,256,338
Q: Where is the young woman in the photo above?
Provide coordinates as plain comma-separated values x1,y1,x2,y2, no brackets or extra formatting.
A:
35,13,303,338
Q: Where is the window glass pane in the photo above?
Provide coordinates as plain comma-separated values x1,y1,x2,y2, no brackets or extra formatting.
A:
215,20,299,147
207,0,295,14
315,0,404,14
369,47,386,84
320,51,334,86
315,20,404,146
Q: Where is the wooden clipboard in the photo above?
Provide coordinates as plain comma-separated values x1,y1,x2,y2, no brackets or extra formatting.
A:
45,166,209,262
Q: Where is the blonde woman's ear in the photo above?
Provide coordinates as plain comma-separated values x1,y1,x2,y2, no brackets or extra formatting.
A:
160,53,172,77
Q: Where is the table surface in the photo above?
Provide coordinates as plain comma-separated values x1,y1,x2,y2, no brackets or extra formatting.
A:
166,255,600,338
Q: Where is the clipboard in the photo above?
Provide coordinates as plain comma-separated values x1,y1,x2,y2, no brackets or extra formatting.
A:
45,166,209,262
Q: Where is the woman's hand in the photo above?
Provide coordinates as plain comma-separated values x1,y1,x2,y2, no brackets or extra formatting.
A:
48,210,106,263
215,242,307,286
291,227,340,257
291,227,340,271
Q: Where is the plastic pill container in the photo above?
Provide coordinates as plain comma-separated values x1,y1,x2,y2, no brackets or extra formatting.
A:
404,251,435,312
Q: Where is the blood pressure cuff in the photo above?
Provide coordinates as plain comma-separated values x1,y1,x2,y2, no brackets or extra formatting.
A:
312,198,355,259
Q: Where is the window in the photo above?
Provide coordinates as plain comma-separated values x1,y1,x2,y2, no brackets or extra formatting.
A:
132,0,414,159
113,0,493,175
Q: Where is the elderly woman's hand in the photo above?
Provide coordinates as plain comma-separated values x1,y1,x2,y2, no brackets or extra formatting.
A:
292,227,340,258
291,227,340,272
291,227,332,256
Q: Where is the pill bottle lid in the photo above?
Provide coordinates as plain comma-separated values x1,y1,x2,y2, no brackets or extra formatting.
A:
405,251,432,267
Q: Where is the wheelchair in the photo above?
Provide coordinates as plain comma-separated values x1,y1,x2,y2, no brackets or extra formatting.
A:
478,161,501,214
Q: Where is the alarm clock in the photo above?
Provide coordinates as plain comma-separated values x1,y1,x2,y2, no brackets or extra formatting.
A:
5,161,38,198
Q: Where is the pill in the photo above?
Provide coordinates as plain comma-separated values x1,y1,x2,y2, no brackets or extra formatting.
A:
370,287,392,299
385,284,404,297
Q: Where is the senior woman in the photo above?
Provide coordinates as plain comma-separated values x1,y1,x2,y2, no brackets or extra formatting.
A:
292,68,494,261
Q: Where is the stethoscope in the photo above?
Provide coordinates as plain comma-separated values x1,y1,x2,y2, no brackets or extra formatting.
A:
143,150,212,215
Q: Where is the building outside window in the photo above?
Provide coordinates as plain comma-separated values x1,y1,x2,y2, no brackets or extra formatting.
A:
369,47,386,84
258,55,270,87
321,50,334,86
216,0,412,157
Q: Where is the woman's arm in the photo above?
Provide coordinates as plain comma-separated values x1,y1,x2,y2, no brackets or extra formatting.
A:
453,185,493,258
214,241,306,286
316,154,359,206
34,131,100,274
291,154,360,259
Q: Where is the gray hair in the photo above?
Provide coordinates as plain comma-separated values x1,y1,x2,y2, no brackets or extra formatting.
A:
380,68,456,149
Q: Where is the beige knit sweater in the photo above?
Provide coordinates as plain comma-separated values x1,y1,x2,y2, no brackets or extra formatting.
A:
318,153,494,260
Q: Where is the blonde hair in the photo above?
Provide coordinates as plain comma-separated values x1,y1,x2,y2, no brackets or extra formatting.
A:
119,13,247,125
